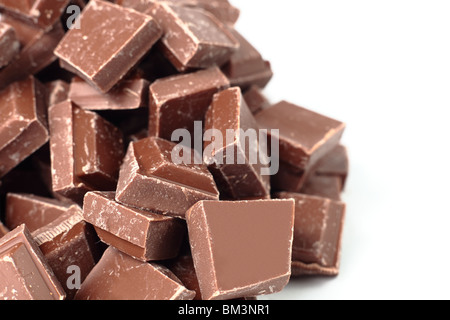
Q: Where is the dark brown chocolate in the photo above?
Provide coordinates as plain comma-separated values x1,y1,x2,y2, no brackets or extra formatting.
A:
222,29,273,90
301,175,342,201
256,101,346,170
0,221,9,238
314,145,349,190
146,2,238,71
243,85,271,114
0,22,20,68
32,205,99,299
275,192,346,276
55,0,162,93
116,137,219,218
0,225,66,300
74,246,196,300
0,15,64,90
0,76,49,178
186,199,294,300
149,66,229,141
5,193,70,232
204,87,271,199
83,191,186,261
0,0,70,30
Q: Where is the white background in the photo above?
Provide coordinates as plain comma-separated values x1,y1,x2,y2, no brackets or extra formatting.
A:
231,0,450,300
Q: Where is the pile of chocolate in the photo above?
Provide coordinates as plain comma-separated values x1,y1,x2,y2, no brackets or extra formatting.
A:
0,0,349,300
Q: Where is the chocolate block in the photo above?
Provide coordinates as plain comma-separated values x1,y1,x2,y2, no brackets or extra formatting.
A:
32,205,99,299
0,22,20,68
74,246,196,300
243,85,271,114
5,193,70,232
83,191,186,261
149,67,229,141
315,145,349,189
169,0,240,26
301,175,342,201
69,76,149,111
222,29,273,91
0,76,49,178
0,0,70,30
45,80,70,107
275,192,346,276
0,15,64,90
164,254,202,300
147,2,238,71
116,137,219,218
256,101,346,170
186,199,294,300
0,225,65,300
49,100,124,203
55,0,162,93
204,87,270,199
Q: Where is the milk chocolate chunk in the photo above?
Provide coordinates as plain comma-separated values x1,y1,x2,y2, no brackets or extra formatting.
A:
0,76,49,178
204,87,270,199
49,100,124,203
149,67,229,141
222,29,273,91
165,254,202,300
69,76,149,111
0,225,66,300
256,101,346,170
45,80,69,107
5,193,70,232
74,246,196,300
0,16,64,90
147,2,238,71
0,22,20,68
186,199,295,300
169,0,240,26
315,145,349,189
0,0,70,30
275,192,346,276
83,191,186,261
116,137,219,218
54,0,162,93
32,205,99,299
243,85,271,114
301,175,342,201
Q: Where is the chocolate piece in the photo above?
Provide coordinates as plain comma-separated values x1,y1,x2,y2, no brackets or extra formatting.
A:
0,0,70,30
5,193,70,232
0,221,9,238
68,76,149,111
0,22,20,68
74,246,196,300
0,76,49,178
49,100,124,203
149,67,229,141
147,2,238,71
167,0,240,26
301,175,342,201
204,87,271,199
256,101,346,170
83,191,186,261
0,225,65,300
55,0,162,93
275,192,346,276
315,145,349,189
32,205,99,299
186,199,294,300
116,137,219,218
165,254,202,300
45,80,70,107
0,16,64,90
243,85,271,114
222,29,273,90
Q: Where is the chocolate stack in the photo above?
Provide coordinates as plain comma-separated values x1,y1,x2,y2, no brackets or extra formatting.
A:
0,0,349,300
